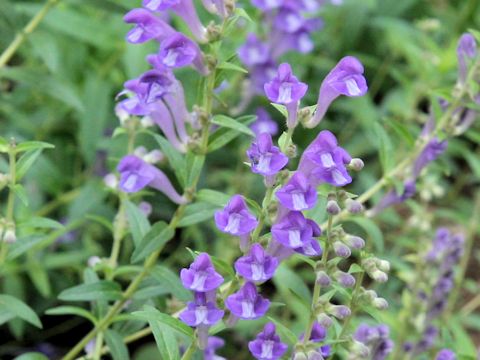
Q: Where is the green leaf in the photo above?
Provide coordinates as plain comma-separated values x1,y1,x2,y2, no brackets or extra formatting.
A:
207,115,256,152
0,294,42,328
270,103,288,118
15,141,54,154
196,189,230,207
13,184,29,206
18,217,65,230
125,200,151,246
211,114,255,136
58,281,122,302
16,149,44,180
132,306,194,339
153,134,186,187
149,319,180,360
131,221,174,263
46,306,97,324
14,353,49,360
217,61,248,73
0,137,8,152
7,235,44,261
27,261,51,297
185,153,205,188
373,122,394,174
348,263,364,274
267,316,298,345
151,266,192,302
105,330,130,360
177,202,217,227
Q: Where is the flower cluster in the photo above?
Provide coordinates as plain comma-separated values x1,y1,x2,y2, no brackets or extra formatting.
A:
179,253,225,349
369,32,479,216
110,0,230,201
349,323,394,360
402,228,464,358
238,0,325,95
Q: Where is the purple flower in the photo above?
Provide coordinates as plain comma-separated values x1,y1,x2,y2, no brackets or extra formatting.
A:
117,155,186,204
271,211,313,248
248,323,288,360
264,63,308,128
310,322,327,342
307,56,368,127
180,253,224,292
264,63,308,104
201,0,228,17
225,282,270,320
276,172,317,211
153,32,207,74
274,8,306,34
204,337,226,360
247,133,288,176
353,324,394,360
124,8,175,44
251,61,278,94
179,292,224,327
250,108,279,136
457,33,477,84
412,138,448,177
238,34,271,67
435,349,456,360
251,0,284,10
143,0,208,42
368,180,416,217
214,195,258,236
298,130,352,187
234,244,279,282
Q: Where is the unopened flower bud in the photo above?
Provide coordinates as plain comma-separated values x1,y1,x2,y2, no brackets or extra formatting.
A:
373,297,389,310
138,201,152,217
362,258,377,272
334,271,356,288
371,270,388,283
326,200,341,215
376,259,391,272
328,305,351,319
316,271,331,287
345,198,363,214
134,146,148,158
350,340,370,358
293,352,309,360
115,104,129,124
3,227,16,243
307,350,324,360
103,173,118,189
345,235,365,249
144,149,164,164
333,241,351,258
140,116,154,128
349,158,364,171
363,289,378,302
316,313,333,328
88,256,101,267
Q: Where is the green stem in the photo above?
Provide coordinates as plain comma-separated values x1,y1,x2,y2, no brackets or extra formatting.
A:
93,332,103,360
251,186,274,243
0,141,17,265
302,214,333,345
0,0,60,68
